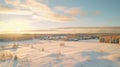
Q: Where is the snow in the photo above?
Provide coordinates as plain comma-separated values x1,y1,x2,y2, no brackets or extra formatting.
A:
0,39,120,67
79,39,99,43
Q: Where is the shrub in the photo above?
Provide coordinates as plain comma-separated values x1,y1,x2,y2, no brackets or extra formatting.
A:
12,43,19,48
0,50,14,61
41,48,44,52
59,43,65,47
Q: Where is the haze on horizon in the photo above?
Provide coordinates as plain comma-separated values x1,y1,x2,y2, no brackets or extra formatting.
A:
0,0,120,33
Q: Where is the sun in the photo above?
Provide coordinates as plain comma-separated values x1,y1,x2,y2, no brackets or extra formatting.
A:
16,27,22,32
0,19,33,33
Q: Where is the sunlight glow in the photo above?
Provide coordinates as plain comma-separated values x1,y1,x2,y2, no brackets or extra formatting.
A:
0,19,33,33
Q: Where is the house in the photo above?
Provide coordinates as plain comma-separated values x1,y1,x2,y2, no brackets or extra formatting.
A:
99,35,120,44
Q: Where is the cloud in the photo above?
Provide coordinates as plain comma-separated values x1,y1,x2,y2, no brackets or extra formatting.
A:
54,6,86,16
94,11,102,15
5,0,20,6
0,0,76,22
32,13,76,22
42,13,76,22
0,3,33,15
0,5,13,12
64,8,86,16
0,6,33,15
54,6,65,12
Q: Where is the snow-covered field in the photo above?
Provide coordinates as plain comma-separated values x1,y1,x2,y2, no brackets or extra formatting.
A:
0,40,120,67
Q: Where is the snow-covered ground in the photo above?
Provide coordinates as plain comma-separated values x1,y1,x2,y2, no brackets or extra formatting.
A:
0,40,120,67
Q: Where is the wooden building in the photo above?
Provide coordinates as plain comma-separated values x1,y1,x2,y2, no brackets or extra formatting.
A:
99,35,120,44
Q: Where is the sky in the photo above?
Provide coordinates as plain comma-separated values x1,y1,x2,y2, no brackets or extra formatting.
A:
0,0,120,32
